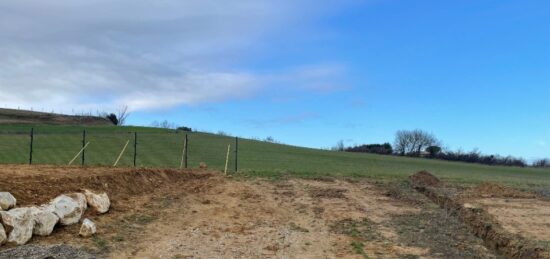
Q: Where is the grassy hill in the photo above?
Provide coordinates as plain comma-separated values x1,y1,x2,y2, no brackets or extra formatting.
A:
0,124,549,190
0,108,112,125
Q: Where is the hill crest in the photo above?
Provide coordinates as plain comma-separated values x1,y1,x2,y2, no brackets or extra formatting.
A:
0,108,113,125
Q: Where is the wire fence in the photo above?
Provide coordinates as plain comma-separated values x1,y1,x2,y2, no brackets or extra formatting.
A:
0,129,239,172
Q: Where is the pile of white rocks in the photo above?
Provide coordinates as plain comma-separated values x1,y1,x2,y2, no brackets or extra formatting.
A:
0,190,110,246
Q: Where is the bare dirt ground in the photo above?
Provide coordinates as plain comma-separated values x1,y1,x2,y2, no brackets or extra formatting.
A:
469,198,550,242
0,165,500,258
458,183,550,243
411,172,550,258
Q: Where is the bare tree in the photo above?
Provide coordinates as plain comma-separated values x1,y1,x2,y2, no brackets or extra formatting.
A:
394,129,439,156
332,140,345,151
117,105,130,126
533,158,550,168
160,120,176,129
151,120,176,129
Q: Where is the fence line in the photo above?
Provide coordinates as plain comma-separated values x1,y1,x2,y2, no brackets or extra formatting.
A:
0,130,239,172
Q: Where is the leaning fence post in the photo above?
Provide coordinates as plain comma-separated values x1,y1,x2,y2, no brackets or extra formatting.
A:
29,128,34,165
224,144,231,175
81,130,86,166
133,132,137,167
235,137,238,172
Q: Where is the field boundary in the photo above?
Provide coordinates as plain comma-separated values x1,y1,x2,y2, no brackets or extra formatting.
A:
0,130,240,171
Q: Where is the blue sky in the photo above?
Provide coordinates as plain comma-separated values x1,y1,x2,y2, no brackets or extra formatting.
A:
1,0,548,159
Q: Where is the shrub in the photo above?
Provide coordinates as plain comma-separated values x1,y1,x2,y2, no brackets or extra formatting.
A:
106,113,118,125
177,126,192,132
345,143,393,155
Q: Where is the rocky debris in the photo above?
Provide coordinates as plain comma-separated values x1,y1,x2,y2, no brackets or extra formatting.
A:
0,208,34,245
0,192,16,211
0,191,109,248
49,195,84,226
79,219,96,237
0,244,97,259
83,190,110,214
29,206,59,236
0,222,6,246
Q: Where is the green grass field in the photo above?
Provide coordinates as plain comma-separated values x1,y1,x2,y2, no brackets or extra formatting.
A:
1,124,549,190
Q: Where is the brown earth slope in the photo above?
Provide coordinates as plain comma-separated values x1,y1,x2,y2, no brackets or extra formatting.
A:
0,108,112,125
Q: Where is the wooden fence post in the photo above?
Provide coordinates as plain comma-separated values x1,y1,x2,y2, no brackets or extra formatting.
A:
81,130,86,166
133,132,137,167
29,128,34,165
235,137,238,172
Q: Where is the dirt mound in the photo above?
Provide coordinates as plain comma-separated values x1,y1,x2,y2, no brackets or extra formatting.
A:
463,182,536,199
409,171,441,187
0,166,215,206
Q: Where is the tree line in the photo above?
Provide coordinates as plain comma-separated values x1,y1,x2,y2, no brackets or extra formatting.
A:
340,129,549,168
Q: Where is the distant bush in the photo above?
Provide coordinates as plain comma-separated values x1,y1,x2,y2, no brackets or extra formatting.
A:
177,126,192,132
425,146,442,157
345,143,393,155
432,150,527,167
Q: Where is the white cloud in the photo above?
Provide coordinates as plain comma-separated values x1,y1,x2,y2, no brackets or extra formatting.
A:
279,63,349,92
0,0,361,112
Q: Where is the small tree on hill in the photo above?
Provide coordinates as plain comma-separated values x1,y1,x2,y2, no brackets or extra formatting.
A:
106,113,119,125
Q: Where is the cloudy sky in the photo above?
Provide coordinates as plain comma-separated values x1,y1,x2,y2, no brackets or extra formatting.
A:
0,0,549,159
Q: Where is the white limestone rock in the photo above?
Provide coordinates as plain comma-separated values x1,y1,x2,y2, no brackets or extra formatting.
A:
49,195,84,226
29,206,59,236
0,192,16,210
67,193,87,213
0,222,6,246
83,190,110,214
0,208,34,245
79,218,96,237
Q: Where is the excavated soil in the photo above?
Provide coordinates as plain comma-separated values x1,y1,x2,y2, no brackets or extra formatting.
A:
411,171,550,258
460,182,550,242
0,165,504,258
409,170,441,187
469,198,550,241
461,182,536,199
0,165,432,258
